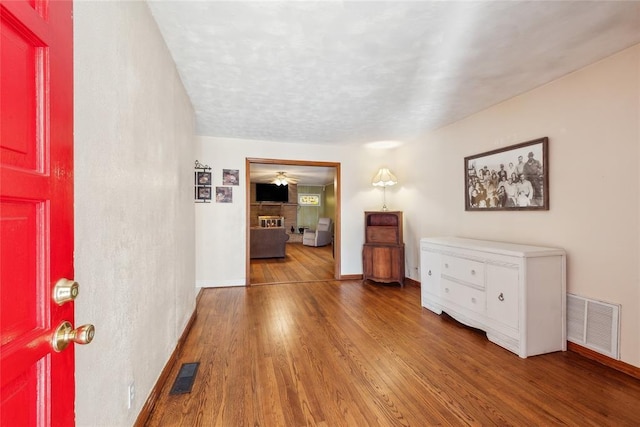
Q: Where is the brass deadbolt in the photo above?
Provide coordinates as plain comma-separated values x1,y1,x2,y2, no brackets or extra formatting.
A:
53,279,79,305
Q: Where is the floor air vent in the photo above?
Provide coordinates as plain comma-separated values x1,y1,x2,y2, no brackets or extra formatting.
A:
169,362,200,395
567,293,620,359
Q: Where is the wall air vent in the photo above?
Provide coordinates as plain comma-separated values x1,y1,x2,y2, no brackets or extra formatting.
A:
567,293,620,359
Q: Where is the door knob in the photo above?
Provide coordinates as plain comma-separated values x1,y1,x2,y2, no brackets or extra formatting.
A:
52,321,95,352
53,278,79,305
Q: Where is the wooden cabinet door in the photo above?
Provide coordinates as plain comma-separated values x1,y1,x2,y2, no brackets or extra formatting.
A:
371,246,392,279
363,245,404,284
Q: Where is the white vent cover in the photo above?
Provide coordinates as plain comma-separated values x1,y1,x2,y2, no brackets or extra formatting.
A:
567,293,620,359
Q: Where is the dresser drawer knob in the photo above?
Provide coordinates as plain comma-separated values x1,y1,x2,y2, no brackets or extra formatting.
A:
445,287,450,293
428,270,432,276
444,263,449,268
471,269,476,275
471,297,476,304
498,293,505,302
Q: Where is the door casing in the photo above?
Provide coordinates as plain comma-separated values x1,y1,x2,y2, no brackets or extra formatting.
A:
245,158,341,285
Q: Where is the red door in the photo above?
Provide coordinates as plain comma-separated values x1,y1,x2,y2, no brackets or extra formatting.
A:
1,1,89,425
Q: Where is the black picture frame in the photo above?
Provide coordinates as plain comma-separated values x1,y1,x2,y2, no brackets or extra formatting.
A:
195,186,212,201
465,137,549,211
196,171,211,185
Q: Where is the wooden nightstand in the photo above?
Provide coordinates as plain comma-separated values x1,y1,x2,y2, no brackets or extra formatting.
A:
362,211,404,286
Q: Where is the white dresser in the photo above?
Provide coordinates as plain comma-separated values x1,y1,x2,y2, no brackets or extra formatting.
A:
420,237,566,358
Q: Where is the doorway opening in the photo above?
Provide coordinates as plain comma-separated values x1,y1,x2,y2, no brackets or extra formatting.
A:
245,158,341,286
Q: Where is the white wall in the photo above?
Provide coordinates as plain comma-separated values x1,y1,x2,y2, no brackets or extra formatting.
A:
74,2,196,426
195,137,399,286
397,45,640,367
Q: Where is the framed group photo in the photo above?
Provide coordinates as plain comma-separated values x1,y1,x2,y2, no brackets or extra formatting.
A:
465,137,548,211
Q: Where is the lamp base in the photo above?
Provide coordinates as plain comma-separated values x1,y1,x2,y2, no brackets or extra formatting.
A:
381,186,389,211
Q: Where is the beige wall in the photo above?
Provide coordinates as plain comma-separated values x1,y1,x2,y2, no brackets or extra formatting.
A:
398,45,640,367
74,2,196,425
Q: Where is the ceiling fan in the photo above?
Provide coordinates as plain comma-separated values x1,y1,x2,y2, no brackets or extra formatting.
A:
272,171,298,186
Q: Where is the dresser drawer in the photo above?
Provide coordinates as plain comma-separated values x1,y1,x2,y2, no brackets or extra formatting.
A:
441,255,485,288
441,278,486,314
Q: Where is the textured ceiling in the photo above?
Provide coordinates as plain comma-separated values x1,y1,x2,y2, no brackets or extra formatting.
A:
249,164,336,185
148,1,640,146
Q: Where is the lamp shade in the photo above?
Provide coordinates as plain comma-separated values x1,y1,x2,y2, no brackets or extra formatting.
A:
371,168,398,187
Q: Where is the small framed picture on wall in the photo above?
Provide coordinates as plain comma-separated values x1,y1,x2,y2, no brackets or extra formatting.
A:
222,169,239,185
196,171,211,185
216,186,232,203
195,186,212,201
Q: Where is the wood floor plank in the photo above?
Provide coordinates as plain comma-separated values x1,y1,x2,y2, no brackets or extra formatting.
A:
145,281,640,426
250,242,334,285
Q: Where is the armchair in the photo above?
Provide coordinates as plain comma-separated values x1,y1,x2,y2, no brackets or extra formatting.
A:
302,218,332,247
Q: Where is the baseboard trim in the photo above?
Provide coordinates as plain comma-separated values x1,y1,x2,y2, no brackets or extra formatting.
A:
404,277,420,288
134,295,200,426
568,342,640,380
339,274,363,280
196,286,204,306
338,275,420,287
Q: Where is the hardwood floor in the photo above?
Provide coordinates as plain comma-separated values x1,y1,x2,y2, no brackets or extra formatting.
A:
250,242,334,285
145,281,640,426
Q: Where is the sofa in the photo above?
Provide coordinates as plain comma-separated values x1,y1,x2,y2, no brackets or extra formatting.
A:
250,227,290,259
